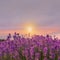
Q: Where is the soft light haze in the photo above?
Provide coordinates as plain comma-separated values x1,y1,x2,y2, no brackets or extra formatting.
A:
0,0,60,38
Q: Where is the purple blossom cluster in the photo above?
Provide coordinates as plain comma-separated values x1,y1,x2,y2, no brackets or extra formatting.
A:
0,33,60,60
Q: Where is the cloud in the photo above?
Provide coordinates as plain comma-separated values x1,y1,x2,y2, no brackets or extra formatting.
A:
0,0,60,31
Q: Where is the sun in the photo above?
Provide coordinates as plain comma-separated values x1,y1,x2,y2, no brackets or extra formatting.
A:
24,23,35,34
27,26,33,33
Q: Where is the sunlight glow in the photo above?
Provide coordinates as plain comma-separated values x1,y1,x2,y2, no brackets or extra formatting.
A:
27,26,33,33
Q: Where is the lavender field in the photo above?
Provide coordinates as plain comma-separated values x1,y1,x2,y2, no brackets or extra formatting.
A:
0,33,60,60
0,0,60,60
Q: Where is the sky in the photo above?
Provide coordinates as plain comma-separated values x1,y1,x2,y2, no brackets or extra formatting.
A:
0,0,60,38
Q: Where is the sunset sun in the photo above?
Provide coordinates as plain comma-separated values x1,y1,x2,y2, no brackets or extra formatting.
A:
27,26,33,33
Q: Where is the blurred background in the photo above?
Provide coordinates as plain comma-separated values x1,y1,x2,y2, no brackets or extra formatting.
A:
0,0,60,39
